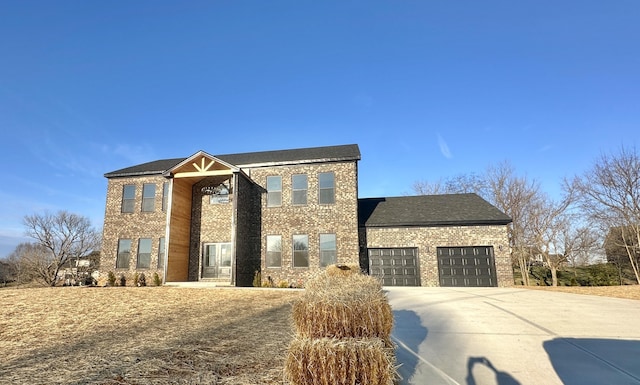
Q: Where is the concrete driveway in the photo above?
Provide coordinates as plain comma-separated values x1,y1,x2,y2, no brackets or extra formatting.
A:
386,287,640,385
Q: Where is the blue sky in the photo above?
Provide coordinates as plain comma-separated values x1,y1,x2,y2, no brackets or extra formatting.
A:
1,1,638,258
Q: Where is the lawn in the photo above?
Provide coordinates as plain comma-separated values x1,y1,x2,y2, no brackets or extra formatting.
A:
0,287,301,385
2,284,638,385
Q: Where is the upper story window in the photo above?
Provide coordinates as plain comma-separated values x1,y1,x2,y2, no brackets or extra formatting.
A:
292,174,308,205
318,172,335,204
266,176,282,207
266,235,282,268
137,238,152,269
162,182,169,211
319,233,337,267
293,234,309,268
142,184,156,212
116,239,132,268
121,185,136,213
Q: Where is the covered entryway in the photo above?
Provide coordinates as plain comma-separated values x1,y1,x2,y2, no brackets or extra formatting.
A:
368,248,420,286
437,246,497,287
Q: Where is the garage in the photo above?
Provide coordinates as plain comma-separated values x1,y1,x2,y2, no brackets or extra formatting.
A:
368,248,420,286
437,246,497,287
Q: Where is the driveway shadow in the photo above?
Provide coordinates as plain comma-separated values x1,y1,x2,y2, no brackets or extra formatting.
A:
544,338,640,385
392,309,428,384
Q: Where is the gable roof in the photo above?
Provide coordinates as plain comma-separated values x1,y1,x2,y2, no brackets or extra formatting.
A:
104,144,360,178
358,193,511,227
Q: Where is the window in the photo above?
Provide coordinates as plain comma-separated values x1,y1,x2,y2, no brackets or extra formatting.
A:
116,239,132,268
142,184,156,212
137,238,152,268
293,234,309,267
162,182,169,211
121,185,135,213
158,237,165,268
319,234,337,267
292,174,308,205
318,172,335,204
267,176,282,207
266,235,282,267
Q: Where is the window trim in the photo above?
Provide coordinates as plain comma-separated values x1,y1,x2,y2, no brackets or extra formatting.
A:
162,182,169,212
319,233,337,267
266,235,282,268
141,183,156,212
116,239,132,269
291,174,308,205
266,175,282,207
137,238,152,269
121,185,136,213
318,172,335,204
158,237,165,268
292,234,309,268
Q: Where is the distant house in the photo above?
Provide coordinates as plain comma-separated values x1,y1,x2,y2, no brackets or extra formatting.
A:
99,144,513,287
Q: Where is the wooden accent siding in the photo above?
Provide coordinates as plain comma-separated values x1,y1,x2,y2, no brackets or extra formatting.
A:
166,179,192,281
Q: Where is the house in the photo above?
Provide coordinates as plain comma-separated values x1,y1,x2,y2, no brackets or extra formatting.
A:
99,144,513,287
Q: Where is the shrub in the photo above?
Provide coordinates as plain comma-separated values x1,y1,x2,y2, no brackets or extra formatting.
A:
253,270,262,287
153,272,162,286
278,280,289,288
107,271,116,287
138,273,146,287
119,274,126,287
133,272,140,286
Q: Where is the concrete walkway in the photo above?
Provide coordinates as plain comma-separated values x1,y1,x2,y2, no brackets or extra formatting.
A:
386,287,640,385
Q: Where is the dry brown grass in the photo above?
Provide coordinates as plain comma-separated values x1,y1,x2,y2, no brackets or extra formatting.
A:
0,286,301,385
284,337,395,385
524,284,640,300
293,274,393,343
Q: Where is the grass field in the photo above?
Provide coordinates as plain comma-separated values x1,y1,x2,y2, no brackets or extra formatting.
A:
1,284,638,385
0,287,301,385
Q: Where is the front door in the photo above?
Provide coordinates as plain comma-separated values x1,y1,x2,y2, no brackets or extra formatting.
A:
202,243,232,279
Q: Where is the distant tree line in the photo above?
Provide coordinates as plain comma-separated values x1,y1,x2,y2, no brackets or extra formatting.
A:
0,211,101,287
413,145,640,286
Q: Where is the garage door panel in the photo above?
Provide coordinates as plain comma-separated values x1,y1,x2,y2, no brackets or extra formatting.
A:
368,248,420,286
438,246,497,287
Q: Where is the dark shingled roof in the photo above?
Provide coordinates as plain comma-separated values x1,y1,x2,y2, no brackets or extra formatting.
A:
104,144,361,178
358,193,511,227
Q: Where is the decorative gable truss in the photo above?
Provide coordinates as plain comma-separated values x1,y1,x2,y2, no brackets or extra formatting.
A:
163,151,239,179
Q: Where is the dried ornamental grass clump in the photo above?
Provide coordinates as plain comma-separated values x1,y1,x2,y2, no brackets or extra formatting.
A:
285,337,396,385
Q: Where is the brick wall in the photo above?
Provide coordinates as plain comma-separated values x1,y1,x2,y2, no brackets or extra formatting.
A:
248,161,360,286
99,175,168,286
362,225,513,287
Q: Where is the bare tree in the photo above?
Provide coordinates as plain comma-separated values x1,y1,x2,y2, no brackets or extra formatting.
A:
528,193,574,286
571,146,640,284
485,161,542,286
412,173,486,196
563,225,602,268
22,211,101,286
6,242,48,285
